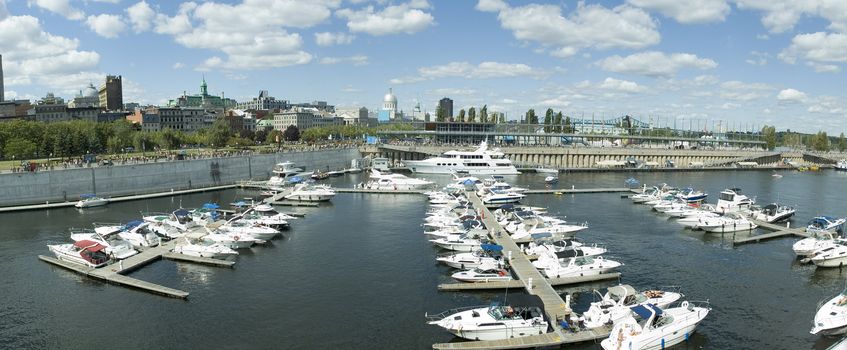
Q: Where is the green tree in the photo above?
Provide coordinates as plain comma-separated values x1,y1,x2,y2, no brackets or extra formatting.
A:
839,132,847,152
761,125,777,150
553,111,563,132
468,107,476,123
283,125,300,141
563,116,573,133
4,139,38,159
525,109,537,124
543,108,554,132
457,109,466,122
480,105,488,123
436,105,445,122
814,131,830,151
498,113,506,123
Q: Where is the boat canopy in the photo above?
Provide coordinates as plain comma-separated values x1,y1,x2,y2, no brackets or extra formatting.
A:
608,285,637,300
124,220,144,229
462,179,476,186
481,244,503,251
289,176,303,183
80,194,97,199
73,240,106,252
201,203,220,209
232,201,248,207
173,209,190,217
630,304,662,319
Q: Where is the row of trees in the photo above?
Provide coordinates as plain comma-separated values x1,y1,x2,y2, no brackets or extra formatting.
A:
435,105,508,123
761,125,847,152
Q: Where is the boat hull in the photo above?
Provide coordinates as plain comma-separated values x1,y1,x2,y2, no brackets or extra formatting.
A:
405,161,520,175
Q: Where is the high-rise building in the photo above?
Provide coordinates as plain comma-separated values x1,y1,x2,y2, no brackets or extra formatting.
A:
98,75,123,111
439,97,453,120
0,54,4,102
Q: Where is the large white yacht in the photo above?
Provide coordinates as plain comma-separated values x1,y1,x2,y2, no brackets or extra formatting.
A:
812,288,847,335
365,169,434,190
427,303,548,341
267,161,307,188
404,141,520,175
601,302,710,350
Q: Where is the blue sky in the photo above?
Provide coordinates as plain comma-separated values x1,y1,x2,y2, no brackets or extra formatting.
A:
1,0,846,133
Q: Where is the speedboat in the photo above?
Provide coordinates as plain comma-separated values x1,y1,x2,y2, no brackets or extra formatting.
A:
714,188,754,213
600,302,710,350
190,203,223,226
405,141,521,175
267,161,305,188
365,169,434,190
694,212,758,233
532,245,608,261
808,216,847,235
284,183,336,202
217,220,279,240
426,303,548,340
544,176,559,184
794,231,840,257
47,240,110,268
477,178,528,194
749,203,796,223
582,285,684,329
238,204,293,229
811,240,847,268
310,170,330,180
676,208,722,228
523,238,585,256
812,288,847,335
837,160,847,171
143,209,196,240
481,189,525,205
74,194,109,208
676,188,708,203
430,233,490,252
173,239,239,260
94,221,161,248
437,245,504,269
534,255,622,279
536,167,558,174
69,228,138,260
202,232,257,249
631,188,660,204
451,263,513,283
507,219,588,240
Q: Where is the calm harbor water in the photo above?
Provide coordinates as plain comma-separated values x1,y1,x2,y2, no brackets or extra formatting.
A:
2,169,847,349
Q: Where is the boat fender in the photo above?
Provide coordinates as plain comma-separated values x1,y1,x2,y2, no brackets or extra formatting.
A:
681,301,689,309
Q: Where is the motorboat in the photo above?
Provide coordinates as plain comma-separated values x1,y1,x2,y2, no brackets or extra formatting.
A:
837,160,847,171
534,255,622,279
451,262,513,283
202,232,257,249
676,188,708,203
47,240,110,268
808,216,847,235
69,228,138,260
426,303,548,340
794,231,840,257
437,245,504,269
507,218,588,240
430,233,490,252
582,285,684,329
94,221,161,248
536,167,558,174
531,245,607,261
811,240,847,268
631,188,660,204
601,302,711,350
74,194,109,208
284,183,336,202
695,212,758,233
365,169,434,190
714,188,755,213
190,203,224,226
653,200,689,213
476,178,528,194
173,238,238,260
238,204,293,229
142,209,196,239
828,336,847,350
813,289,847,335
675,208,722,228
267,161,305,188
523,237,585,256
544,176,559,184
217,220,280,240
310,171,330,180
405,141,521,175
749,203,796,223
481,190,525,205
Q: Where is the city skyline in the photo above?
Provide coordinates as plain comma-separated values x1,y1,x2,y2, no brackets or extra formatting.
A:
1,0,846,133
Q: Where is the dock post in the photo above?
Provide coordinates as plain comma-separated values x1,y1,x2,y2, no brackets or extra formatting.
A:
527,277,533,291
787,222,790,228
508,250,512,261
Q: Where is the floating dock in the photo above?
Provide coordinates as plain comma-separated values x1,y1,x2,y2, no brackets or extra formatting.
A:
40,232,236,299
438,273,620,291
523,187,631,194
732,219,809,245
431,192,615,349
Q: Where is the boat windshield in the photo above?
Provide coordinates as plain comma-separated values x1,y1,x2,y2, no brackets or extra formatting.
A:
575,256,594,266
719,192,735,201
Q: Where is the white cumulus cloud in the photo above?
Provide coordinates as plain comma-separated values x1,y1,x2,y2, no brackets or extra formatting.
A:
597,51,717,77
779,32,846,73
319,55,368,65
626,0,730,24
777,88,807,103
599,77,646,93
315,32,354,46
86,14,126,38
337,0,434,36
126,1,155,33
28,0,85,20
390,61,547,84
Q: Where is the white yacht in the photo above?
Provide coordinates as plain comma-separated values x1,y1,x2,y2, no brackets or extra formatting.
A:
69,228,138,260
481,190,525,205
715,188,755,213
267,161,306,188
202,232,257,249
94,221,161,249
811,240,847,268
507,220,588,240
430,234,489,252
74,194,109,208
534,255,622,279
476,178,528,194
694,212,758,233
837,160,847,171
173,239,239,260
601,302,710,350
238,204,294,229
437,246,504,269
47,240,111,268
427,304,548,340
794,231,840,257
365,169,434,190
808,216,847,235
451,263,513,283
812,289,847,335
143,209,196,240
582,285,684,329
217,220,279,241
404,141,520,175
284,183,336,202
749,203,796,223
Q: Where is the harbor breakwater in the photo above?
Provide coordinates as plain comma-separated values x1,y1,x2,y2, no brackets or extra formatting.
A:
0,147,360,207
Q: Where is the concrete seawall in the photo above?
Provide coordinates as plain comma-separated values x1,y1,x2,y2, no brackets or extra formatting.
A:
0,148,360,207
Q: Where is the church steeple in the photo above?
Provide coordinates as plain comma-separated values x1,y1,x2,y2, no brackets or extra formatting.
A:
200,75,208,96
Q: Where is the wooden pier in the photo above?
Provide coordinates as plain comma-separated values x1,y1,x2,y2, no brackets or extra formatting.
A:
335,188,426,195
733,219,809,245
523,187,631,194
432,192,614,349
40,232,236,299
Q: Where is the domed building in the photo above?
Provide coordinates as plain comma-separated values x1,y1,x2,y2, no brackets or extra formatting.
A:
378,88,403,121
68,83,100,108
